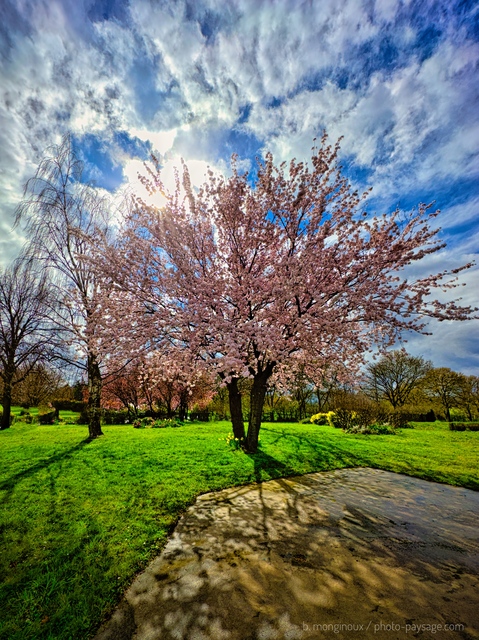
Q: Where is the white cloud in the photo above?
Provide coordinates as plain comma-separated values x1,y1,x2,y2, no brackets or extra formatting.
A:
130,127,179,155
243,37,479,207
437,196,479,231
392,249,479,375
2,0,476,212
403,318,479,376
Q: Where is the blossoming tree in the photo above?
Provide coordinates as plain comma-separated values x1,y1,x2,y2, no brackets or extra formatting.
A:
105,134,475,452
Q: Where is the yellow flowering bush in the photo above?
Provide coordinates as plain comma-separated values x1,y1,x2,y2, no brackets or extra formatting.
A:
326,411,336,426
310,413,329,425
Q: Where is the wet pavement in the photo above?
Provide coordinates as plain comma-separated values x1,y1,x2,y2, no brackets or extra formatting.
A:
93,468,479,640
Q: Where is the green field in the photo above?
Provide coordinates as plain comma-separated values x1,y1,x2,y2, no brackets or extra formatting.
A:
1,418,478,640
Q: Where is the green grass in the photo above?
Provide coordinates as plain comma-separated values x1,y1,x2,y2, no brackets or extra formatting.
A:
0,419,478,640
56,409,81,424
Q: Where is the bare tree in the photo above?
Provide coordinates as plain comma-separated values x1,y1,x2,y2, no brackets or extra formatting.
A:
455,375,478,421
363,349,432,410
13,363,64,408
290,367,314,420
15,135,114,438
303,363,350,413
423,367,464,421
0,258,52,429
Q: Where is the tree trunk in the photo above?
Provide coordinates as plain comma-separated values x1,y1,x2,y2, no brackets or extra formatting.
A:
246,365,274,453
298,397,306,420
1,383,12,430
316,385,332,413
226,378,245,441
87,354,103,438
178,389,188,421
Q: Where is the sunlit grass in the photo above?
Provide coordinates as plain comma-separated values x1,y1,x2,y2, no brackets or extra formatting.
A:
0,419,477,639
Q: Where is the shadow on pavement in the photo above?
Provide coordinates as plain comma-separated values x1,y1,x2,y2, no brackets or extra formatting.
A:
94,468,479,640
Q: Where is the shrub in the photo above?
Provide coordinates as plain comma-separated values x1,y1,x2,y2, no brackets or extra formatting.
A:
401,410,435,422
346,423,397,435
52,400,86,414
326,411,336,427
18,409,34,424
310,412,329,425
77,409,89,425
450,408,468,423
133,417,183,429
449,422,479,431
370,423,396,435
0,410,15,426
142,410,167,419
354,407,382,429
153,418,183,428
388,412,413,429
328,407,398,434
103,409,129,425
329,409,357,430
133,417,154,429
189,411,210,421
38,408,56,425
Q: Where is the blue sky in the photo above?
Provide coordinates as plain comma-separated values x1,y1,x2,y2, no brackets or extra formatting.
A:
0,0,478,373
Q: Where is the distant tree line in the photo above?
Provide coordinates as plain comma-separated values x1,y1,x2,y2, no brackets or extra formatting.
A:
2,348,477,427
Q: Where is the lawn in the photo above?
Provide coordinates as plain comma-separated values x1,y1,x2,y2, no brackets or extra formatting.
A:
0,419,478,640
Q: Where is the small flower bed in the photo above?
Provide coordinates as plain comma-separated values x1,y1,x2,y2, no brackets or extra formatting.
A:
226,433,244,450
346,423,397,435
218,433,250,450
133,417,183,429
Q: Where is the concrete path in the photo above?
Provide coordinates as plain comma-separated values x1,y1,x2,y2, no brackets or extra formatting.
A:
94,468,479,640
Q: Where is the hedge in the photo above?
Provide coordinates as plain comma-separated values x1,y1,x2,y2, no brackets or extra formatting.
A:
449,422,479,432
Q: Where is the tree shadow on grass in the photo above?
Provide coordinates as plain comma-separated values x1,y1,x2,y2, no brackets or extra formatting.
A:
247,449,292,484
259,425,363,470
0,438,93,496
0,434,124,640
246,427,362,489
0,493,120,640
